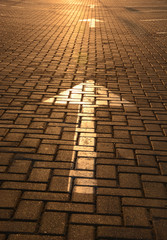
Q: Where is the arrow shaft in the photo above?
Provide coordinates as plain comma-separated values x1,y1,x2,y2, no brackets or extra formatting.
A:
89,19,95,28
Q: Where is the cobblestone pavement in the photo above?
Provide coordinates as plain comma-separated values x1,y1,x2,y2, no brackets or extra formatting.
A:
0,0,167,239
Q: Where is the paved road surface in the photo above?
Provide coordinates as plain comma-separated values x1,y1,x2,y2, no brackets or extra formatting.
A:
0,0,167,239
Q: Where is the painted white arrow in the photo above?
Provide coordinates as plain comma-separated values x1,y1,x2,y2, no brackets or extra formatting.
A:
79,18,103,28
43,80,134,196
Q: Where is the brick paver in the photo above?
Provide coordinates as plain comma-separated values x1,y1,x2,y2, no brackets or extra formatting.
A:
0,0,167,239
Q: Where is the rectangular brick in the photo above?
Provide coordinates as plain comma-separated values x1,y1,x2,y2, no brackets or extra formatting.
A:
98,226,152,239
159,162,167,175
137,155,157,167
61,131,77,141
0,141,18,147
116,143,150,150
136,150,167,156
0,128,8,136
114,126,144,131
128,120,143,126
65,116,79,124
96,165,116,179
150,136,167,141
97,137,130,143
132,135,149,144
81,121,94,128
26,134,59,140
11,129,43,134
74,178,116,187
39,212,67,234
34,161,72,169
143,182,167,199
42,139,76,145
76,158,95,170
49,176,72,192
28,168,51,182
0,209,13,219
79,136,95,147
0,190,21,208
70,214,121,225
0,152,14,165
153,219,167,240
2,182,46,191
78,152,114,158
4,133,24,142
14,153,53,161
46,202,94,213
0,221,36,233
96,158,135,166
0,173,25,181
22,191,69,201
122,197,167,208
8,235,63,240
65,115,78,123
23,105,38,111
72,186,94,203
140,111,154,117
55,150,75,161
44,121,78,127
97,142,114,152
81,133,111,138
118,166,158,174
123,207,150,227
97,188,142,197
141,175,167,183
119,173,141,188
116,148,135,159
50,112,65,119
152,141,167,151
15,117,32,125
97,196,121,215
0,147,36,153
53,169,93,178
98,121,126,126
157,156,167,162
20,138,40,148
45,126,61,135
114,130,130,139
131,131,163,136
150,208,167,218
145,124,162,132
14,200,43,220
9,160,31,173
38,144,57,155
1,113,18,120
68,225,94,240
